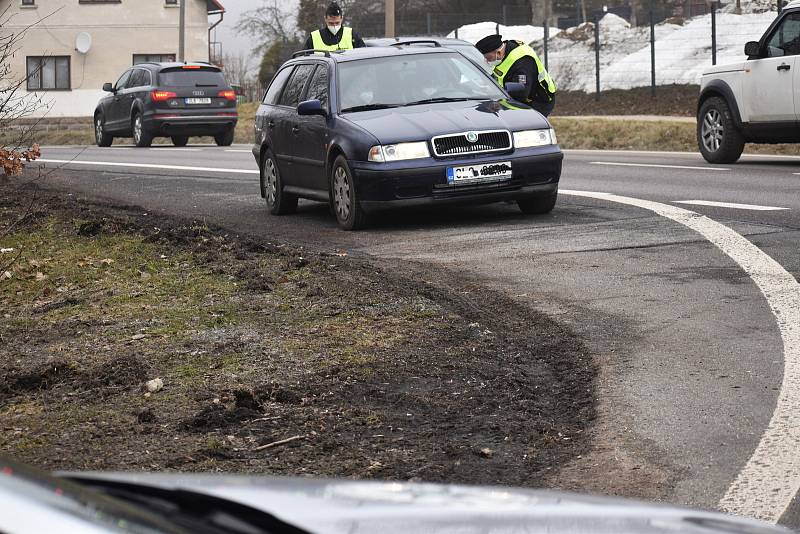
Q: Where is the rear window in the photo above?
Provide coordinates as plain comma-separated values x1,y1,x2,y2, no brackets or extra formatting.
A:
158,68,226,87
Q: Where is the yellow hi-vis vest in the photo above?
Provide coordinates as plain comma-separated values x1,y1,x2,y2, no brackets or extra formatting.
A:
311,27,354,51
493,41,556,99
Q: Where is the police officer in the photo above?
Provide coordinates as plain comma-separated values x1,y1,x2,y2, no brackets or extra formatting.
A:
304,2,366,52
476,34,557,117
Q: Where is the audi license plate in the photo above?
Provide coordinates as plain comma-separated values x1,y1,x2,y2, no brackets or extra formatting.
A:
446,161,512,184
185,97,211,105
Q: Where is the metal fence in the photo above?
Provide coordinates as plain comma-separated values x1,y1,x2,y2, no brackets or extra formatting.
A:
236,1,785,102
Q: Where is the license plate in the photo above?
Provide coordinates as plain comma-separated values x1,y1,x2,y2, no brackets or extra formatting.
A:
185,97,211,105
446,161,512,184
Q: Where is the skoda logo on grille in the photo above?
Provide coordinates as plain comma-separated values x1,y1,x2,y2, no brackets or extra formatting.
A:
465,131,479,143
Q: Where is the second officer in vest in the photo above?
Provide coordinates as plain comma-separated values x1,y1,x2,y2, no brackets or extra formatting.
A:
476,34,557,117
304,2,366,52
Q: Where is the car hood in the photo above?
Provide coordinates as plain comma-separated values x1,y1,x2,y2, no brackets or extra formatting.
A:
702,61,747,76
64,472,789,534
339,100,550,144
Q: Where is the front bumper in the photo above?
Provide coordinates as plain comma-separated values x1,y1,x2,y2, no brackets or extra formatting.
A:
143,111,237,136
350,147,563,212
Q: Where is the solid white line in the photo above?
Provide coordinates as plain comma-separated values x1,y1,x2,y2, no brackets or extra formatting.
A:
590,161,730,171
37,159,259,175
562,188,800,523
225,149,253,153
565,149,800,161
674,200,790,211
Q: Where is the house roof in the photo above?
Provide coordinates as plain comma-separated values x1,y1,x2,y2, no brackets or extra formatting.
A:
207,0,224,14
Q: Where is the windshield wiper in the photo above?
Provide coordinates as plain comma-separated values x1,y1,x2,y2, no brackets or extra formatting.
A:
403,96,489,106
340,103,400,113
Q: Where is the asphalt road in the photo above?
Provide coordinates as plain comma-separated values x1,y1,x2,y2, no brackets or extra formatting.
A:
30,144,800,529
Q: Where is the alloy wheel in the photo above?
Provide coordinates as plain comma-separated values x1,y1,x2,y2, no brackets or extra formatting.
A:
701,109,723,153
264,157,277,206
333,166,351,221
95,119,103,144
133,115,142,144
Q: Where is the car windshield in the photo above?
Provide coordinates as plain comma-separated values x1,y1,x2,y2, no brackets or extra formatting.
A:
158,69,226,87
338,53,504,112
449,43,492,71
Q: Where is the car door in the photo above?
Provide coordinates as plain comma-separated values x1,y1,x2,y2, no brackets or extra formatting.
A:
742,11,800,123
117,69,145,132
106,69,132,132
294,64,330,193
274,64,316,185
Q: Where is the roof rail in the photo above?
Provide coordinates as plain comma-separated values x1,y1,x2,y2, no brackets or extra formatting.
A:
292,49,331,58
190,61,213,65
391,40,442,47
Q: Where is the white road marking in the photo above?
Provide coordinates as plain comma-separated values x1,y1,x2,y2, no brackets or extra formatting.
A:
565,149,800,161
590,161,730,171
562,189,800,523
37,159,259,175
225,149,252,153
674,200,790,211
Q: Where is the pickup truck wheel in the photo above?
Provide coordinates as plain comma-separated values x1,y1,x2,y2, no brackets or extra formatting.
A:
697,97,744,164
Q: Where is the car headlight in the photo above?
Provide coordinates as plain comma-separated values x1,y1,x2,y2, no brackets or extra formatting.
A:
513,128,557,148
368,142,430,162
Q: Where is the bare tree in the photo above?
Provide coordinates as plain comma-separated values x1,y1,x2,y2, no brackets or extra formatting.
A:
236,0,303,54
218,52,251,87
1,5,41,178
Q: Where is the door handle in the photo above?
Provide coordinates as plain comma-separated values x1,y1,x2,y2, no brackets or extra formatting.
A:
778,63,791,71
291,126,300,134
267,120,275,129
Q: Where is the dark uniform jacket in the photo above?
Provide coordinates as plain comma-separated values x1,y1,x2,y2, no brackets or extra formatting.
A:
502,40,551,104
304,26,366,50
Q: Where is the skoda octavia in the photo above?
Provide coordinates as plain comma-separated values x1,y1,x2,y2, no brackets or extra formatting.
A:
252,45,562,230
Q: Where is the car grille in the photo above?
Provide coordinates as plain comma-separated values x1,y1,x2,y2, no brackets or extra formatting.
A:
431,130,512,157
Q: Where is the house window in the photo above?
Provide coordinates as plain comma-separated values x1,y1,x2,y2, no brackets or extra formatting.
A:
165,0,177,4
133,54,176,65
78,1,122,4
21,0,35,6
26,56,70,91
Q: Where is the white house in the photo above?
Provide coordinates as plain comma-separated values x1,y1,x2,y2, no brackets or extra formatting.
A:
1,0,225,117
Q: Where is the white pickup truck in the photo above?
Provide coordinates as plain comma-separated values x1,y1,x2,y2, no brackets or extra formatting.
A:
697,0,800,163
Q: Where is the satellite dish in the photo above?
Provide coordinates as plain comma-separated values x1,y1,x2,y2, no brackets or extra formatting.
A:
75,32,92,54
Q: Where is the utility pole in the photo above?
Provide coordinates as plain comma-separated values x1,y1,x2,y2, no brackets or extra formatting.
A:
385,0,395,37
179,0,186,62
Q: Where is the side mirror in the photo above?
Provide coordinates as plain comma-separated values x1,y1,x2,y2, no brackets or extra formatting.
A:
102,82,115,93
504,82,527,102
744,41,761,58
297,99,327,117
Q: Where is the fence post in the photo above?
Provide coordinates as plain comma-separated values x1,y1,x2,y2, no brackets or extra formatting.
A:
502,5,508,25
496,22,500,35
595,14,600,100
778,0,784,10
544,20,549,70
650,0,656,97
427,13,432,34
711,1,717,66
455,27,459,39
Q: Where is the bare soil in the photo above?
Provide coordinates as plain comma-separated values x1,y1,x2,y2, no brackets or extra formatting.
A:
555,84,698,117
0,179,595,488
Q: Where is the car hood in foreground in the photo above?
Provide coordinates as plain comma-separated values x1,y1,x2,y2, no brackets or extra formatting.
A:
339,100,551,145
65,472,789,534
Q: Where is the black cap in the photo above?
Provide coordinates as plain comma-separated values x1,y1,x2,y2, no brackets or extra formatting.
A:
326,2,342,16
476,34,503,54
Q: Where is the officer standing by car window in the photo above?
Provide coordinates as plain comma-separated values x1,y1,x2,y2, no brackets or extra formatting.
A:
304,2,366,51
476,34,557,117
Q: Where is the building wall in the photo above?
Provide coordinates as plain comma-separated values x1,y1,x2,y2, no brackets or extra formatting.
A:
1,0,212,117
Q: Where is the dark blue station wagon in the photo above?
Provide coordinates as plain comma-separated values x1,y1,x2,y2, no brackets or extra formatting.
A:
252,46,562,230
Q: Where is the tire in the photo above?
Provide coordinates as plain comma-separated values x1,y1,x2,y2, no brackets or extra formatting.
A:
132,113,153,148
261,149,297,215
171,136,189,147
214,129,235,146
330,155,367,230
517,188,558,215
697,96,744,164
94,114,113,147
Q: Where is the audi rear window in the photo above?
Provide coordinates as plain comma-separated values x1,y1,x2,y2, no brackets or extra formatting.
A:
158,68,226,87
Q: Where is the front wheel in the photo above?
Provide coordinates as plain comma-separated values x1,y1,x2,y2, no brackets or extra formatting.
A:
697,97,744,164
330,155,367,230
132,113,153,148
95,114,113,147
261,149,297,215
214,129,234,146
517,188,558,215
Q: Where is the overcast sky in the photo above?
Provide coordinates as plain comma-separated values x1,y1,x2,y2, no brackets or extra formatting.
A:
212,0,300,71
